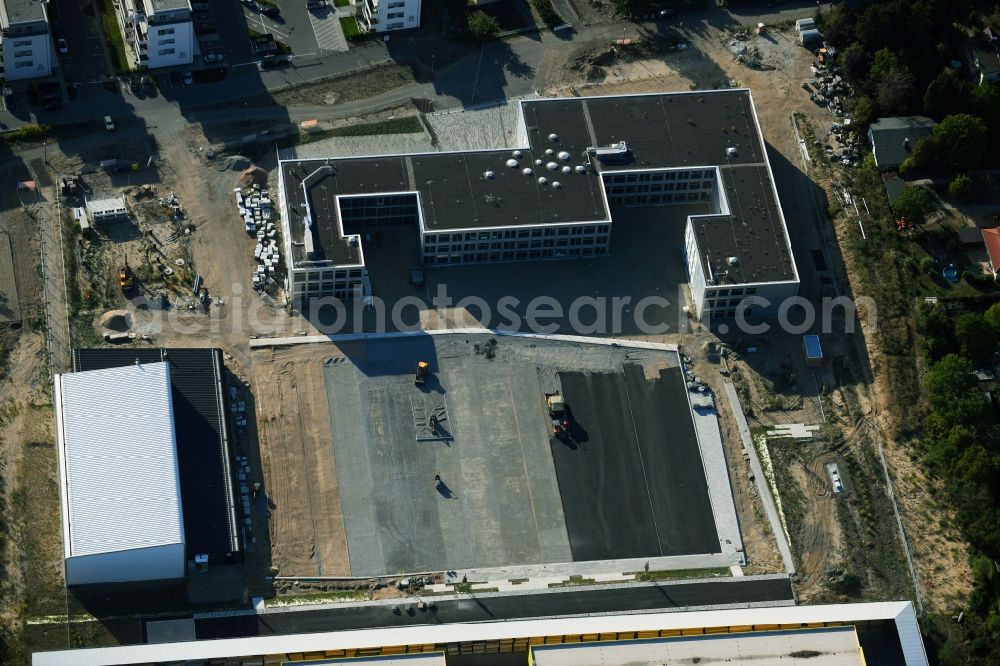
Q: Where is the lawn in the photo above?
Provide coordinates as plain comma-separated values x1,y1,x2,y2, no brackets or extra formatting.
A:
340,16,363,39
94,0,129,74
334,0,351,6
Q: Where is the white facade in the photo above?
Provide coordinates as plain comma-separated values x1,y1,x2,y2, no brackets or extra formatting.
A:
85,196,128,223
31,601,929,666
0,0,52,81
54,362,186,586
117,0,194,69
359,0,420,33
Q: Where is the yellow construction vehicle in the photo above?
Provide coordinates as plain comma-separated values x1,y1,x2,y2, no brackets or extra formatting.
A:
119,261,134,292
415,361,429,385
547,393,570,438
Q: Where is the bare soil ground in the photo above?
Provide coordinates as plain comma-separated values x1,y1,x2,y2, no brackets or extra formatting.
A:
252,344,350,577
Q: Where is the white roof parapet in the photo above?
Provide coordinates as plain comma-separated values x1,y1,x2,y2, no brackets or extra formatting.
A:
32,602,928,666
54,362,185,560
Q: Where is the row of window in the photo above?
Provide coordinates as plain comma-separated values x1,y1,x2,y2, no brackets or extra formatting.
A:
13,49,32,58
608,192,710,206
426,246,603,264
706,287,756,298
424,235,608,254
159,48,175,55
292,268,363,284
607,169,713,184
424,224,609,244
606,181,710,195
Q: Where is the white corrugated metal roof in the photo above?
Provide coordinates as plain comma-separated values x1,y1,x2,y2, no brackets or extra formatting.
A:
31,601,928,666
531,626,862,666
55,362,184,558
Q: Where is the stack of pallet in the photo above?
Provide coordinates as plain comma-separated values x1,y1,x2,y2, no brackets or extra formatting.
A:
234,183,273,234
252,237,281,291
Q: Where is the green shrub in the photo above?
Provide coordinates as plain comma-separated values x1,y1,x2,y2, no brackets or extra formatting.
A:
948,174,974,200
531,0,561,27
467,11,499,42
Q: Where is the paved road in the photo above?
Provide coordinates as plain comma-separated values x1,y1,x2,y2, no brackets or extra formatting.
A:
194,577,794,638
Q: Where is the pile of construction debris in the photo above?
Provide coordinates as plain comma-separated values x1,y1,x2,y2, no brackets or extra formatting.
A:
235,183,272,234
802,65,853,116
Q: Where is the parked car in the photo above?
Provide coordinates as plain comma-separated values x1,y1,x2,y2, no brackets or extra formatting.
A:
56,38,68,55
104,115,115,131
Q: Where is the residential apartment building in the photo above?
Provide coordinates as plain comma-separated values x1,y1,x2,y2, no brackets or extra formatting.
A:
117,0,194,70
0,0,52,81
359,0,420,33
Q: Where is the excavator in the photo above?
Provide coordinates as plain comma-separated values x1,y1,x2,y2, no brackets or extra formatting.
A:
415,361,430,386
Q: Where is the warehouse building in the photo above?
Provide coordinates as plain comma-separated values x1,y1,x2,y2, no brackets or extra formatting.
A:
31,601,928,665
278,90,798,318
55,362,186,585
54,349,241,586
72,348,242,566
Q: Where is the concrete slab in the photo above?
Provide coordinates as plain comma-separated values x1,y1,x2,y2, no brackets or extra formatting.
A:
318,333,741,577
553,366,718,560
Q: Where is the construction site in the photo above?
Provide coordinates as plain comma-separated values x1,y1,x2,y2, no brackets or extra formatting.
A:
252,332,745,582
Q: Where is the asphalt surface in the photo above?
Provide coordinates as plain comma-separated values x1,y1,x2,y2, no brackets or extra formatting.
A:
193,578,794,638
554,365,718,561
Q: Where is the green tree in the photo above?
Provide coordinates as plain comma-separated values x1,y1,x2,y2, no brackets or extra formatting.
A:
948,174,974,200
892,185,935,225
923,70,969,119
918,299,957,361
984,301,1000,334
955,312,996,367
467,12,499,42
934,114,989,171
840,43,871,84
868,49,915,115
924,354,988,427
898,135,938,176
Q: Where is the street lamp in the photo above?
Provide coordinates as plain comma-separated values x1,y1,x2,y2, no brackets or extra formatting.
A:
43,140,47,165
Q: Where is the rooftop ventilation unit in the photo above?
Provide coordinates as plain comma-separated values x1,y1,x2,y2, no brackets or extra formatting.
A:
535,159,543,166
562,166,572,173
522,167,534,176
484,170,495,179
513,150,523,158
726,147,738,157
548,133,559,142
545,148,555,156
546,162,558,171
589,141,630,164
553,181,562,189
506,159,518,168
537,177,548,186
575,165,587,174
727,256,739,266
558,151,571,161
